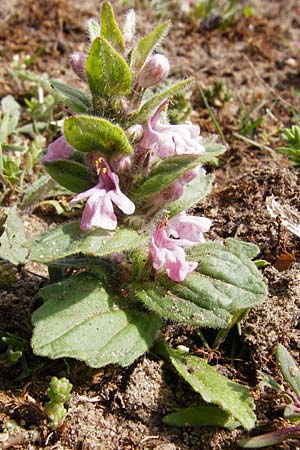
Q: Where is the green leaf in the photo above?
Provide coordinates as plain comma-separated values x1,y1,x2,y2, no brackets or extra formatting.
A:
135,241,267,328
32,273,161,367
63,115,133,156
276,344,300,398
168,169,213,217
189,241,267,311
100,1,125,53
130,21,170,73
225,238,260,259
1,95,20,134
135,275,232,328
284,404,300,422
129,78,194,125
50,80,92,113
43,159,92,193
132,154,211,201
0,207,28,265
258,371,283,393
86,36,131,99
0,114,11,144
163,405,240,430
27,221,148,263
22,174,57,207
159,342,256,430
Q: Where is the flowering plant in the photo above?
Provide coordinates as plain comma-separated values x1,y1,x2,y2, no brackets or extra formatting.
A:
25,2,267,386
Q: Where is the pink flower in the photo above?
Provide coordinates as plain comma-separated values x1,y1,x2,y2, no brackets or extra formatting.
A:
137,54,170,89
154,166,202,207
70,52,87,81
70,157,135,231
168,212,211,244
41,136,73,163
150,212,211,282
140,100,206,158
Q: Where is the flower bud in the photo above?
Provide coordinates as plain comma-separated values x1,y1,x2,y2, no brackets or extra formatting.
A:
126,124,144,142
137,54,170,89
110,96,128,115
111,155,132,173
70,52,87,81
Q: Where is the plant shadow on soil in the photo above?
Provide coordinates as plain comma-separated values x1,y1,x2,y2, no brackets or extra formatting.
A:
1,0,300,448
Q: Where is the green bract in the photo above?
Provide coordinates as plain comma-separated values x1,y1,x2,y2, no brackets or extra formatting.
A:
50,80,92,113
86,36,131,99
100,1,125,53
63,115,133,155
130,21,170,73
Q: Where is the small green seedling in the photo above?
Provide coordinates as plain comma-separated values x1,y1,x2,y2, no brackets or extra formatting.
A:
239,344,300,447
276,125,300,166
44,377,73,429
0,332,31,379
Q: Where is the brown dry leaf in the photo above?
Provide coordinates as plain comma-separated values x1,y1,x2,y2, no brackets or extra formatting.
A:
274,252,296,271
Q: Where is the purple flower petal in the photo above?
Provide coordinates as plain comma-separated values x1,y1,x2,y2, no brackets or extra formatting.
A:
150,212,211,282
80,191,117,231
41,136,73,162
70,157,135,231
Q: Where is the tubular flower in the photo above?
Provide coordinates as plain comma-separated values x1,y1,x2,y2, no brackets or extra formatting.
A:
70,157,135,231
140,100,206,158
41,136,73,163
154,166,202,206
150,212,211,282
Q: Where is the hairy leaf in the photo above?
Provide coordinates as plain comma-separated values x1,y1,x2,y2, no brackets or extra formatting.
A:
27,221,148,263
276,344,300,399
225,238,260,259
1,95,20,134
130,21,170,73
43,159,92,193
129,78,194,125
86,36,131,99
136,241,267,328
32,273,161,367
158,342,256,430
100,1,125,53
63,115,133,155
50,80,92,113
135,276,232,328
189,241,267,311
0,207,28,265
22,174,57,207
132,154,214,201
163,405,240,430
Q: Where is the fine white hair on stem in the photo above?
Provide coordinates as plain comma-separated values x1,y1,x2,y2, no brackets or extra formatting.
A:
87,18,100,42
123,9,136,45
